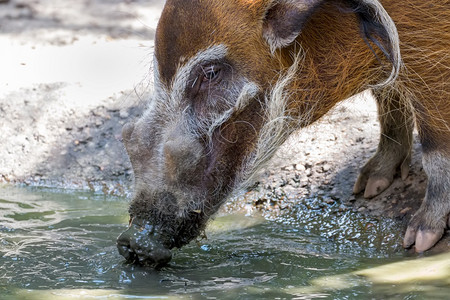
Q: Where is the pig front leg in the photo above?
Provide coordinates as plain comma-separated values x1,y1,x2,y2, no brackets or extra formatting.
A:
354,88,449,252
403,151,450,252
353,89,414,198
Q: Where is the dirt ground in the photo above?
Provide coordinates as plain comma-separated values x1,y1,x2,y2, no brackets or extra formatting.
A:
1,0,164,193
1,0,448,251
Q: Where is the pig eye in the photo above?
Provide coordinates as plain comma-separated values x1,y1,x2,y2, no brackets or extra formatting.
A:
188,64,223,96
201,65,221,83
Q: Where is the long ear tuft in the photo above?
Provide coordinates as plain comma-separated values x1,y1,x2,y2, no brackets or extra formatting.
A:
262,0,323,53
347,0,402,86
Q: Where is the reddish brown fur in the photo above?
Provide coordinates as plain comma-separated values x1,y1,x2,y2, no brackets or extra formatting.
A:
156,0,278,87
278,0,450,130
393,2,450,152
283,1,385,121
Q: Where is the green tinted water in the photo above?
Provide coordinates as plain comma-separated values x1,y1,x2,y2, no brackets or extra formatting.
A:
0,186,448,299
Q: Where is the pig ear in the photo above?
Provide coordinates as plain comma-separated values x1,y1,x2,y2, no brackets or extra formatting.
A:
262,0,400,82
262,0,323,52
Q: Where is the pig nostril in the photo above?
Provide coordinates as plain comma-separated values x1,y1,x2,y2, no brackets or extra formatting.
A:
117,234,135,262
117,225,173,268
117,245,132,261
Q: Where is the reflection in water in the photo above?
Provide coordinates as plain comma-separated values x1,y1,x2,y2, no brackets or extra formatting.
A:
0,186,448,299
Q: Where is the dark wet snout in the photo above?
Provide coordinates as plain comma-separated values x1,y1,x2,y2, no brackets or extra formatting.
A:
117,219,172,269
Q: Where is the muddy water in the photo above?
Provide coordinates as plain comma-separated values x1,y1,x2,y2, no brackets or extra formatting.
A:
0,186,448,299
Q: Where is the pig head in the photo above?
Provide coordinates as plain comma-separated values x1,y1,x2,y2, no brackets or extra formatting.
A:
117,0,403,267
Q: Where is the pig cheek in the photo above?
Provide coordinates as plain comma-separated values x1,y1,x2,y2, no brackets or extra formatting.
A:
122,121,135,144
125,125,161,180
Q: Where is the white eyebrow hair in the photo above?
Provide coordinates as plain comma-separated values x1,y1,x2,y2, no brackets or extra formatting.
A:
170,44,228,101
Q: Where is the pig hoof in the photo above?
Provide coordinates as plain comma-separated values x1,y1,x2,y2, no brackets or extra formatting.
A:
402,212,448,253
403,227,444,253
354,147,411,198
363,177,390,199
353,174,392,198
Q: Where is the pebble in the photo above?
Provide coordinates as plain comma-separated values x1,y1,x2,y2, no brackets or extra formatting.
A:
399,207,412,215
325,198,335,205
322,164,331,172
120,110,129,119
295,164,306,172
357,206,367,213
338,204,347,212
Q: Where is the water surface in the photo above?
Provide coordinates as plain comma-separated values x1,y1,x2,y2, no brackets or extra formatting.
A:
0,186,448,299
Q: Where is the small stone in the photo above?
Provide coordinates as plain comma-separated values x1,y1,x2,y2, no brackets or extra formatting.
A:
305,169,312,177
400,207,412,215
325,198,335,205
119,110,129,119
338,204,347,212
295,164,306,172
282,165,294,171
322,164,331,172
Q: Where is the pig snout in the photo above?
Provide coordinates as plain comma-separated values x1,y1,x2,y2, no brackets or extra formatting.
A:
117,219,172,268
